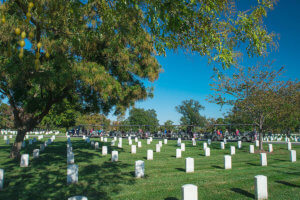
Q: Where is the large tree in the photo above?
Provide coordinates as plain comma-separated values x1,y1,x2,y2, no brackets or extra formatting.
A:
175,99,206,130
128,108,159,131
0,0,276,158
209,63,298,150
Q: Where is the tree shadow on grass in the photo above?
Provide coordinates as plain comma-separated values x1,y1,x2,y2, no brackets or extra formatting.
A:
246,162,259,166
275,181,300,188
211,165,223,169
230,188,255,199
175,168,185,172
0,140,136,200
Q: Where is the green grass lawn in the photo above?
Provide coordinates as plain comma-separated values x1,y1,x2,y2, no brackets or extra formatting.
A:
0,136,299,200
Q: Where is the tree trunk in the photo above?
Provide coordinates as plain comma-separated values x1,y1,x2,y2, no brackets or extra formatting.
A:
259,125,264,151
10,129,26,159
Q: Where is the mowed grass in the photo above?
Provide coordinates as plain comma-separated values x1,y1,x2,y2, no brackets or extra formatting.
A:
0,136,299,200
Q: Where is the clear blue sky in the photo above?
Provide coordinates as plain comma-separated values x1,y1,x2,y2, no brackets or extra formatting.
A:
109,0,300,124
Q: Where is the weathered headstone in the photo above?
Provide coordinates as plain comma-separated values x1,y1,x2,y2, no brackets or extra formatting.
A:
290,150,296,162
268,144,273,152
131,145,137,154
220,142,225,150
0,169,4,190
156,144,161,152
33,149,39,159
67,164,78,184
147,150,153,160
254,175,268,200
138,141,142,148
102,146,107,155
181,143,185,151
230,146,235,155
250,145,255,154
20,154,29,167
186,157,194,173
238,141,242,149
182,184,198,200
176,149,182,158
205,147,210,157
260,153,267,166
111,151,118,162
224,155,231,169
135,160,145,178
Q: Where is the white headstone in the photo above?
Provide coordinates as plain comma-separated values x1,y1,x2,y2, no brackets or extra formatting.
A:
68,196,88,200
164,139,168,144
156,144,161,152
159,141,162,147
238,141,242,149
255,140,259,147
182,184,198,200
0,169,4,190
118,141,122,148
100,137,103,142
287,142,292,150
104,138,107,142
33,149,39,159
177,138,181,147
250,145,255,154
260,153,267,166
186,157,194,173
111,140,115,146
147,150,153,160
230,146,235,155
95,142,99,149
111,151,118,162
268,144,273,152
131,145,137,154
224,155,232,169
224,138,227,144
290,150,296,162
255,175,268,200
147,139,151,145
176,149,182,158
181,143,185,151
207,139,211,145
83,135,86,140
135,137,138,143
129,140,132,145
3,136,7,140
91,141,95,147
150,137,153,142
9,135,12,139
138,141,142,148
67,164,78,184
114,136,117,141
205,147,210,157
192,139,196,146
135,160,145,178
102,146,107,155
220,142,225,150
20,154,29,167
203,142,207,150
67,152,75,164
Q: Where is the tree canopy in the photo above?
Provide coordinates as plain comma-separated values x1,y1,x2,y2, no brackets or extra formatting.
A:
0,0,277,158
175,99,206,127
128,108,159,131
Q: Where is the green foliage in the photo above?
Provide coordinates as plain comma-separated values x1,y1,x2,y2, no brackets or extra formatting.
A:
128,108,159,131
175,99,206,127
75,112,111,131
0,102,13,128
